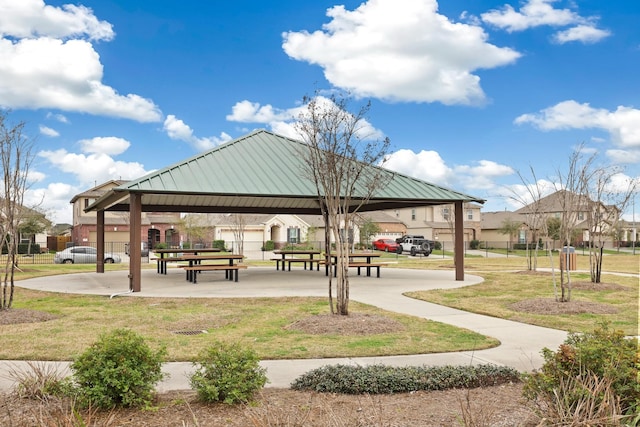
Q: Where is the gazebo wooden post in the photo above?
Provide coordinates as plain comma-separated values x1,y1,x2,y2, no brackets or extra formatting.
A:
454,200,464,281
129,193,142,292
96,210,105,273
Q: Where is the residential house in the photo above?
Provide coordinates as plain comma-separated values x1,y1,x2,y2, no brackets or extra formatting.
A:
478,190,623,249
181,211,405,252
479,211,527,249
70,180,181,250
384,203,482,249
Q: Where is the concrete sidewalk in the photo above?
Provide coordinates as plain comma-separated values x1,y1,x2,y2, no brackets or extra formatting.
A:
1,266,569,391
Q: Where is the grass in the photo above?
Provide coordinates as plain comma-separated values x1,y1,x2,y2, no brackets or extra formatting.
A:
1,252,637,361
4,288,497,361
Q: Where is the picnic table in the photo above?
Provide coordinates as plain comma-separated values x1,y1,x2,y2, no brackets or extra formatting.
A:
272,249,322,271
180,254,246,283
153,248,221,274
326,252,382,277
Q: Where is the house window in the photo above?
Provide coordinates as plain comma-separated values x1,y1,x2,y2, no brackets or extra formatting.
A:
287,227,300,244
578,212,585,221
411,209,416,221
442,208,450,221
467,209,473,220
519,230,527,244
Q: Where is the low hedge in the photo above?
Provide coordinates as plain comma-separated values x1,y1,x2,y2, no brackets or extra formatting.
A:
291,364,520,394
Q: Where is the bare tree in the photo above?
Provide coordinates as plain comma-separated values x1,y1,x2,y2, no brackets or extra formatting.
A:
509,167,550,271
581,164,637,283
0,111,35,310
229,214,246,257
552,146,596,302
295,93,390,315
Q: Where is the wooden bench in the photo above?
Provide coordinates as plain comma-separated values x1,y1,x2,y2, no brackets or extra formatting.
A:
272,258,321,271
181,264,247,283
284,258,321,271
326,262,383,277
349,262,382,278
152,256,188,274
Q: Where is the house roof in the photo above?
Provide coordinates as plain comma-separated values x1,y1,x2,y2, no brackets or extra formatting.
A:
514,190,591,215
480,211,523,229
87,129,484,215
70,180,126,203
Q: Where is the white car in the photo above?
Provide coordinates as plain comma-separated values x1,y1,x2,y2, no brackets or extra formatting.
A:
54,246,121,264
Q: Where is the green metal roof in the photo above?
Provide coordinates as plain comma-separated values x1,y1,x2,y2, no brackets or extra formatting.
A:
88,129,484,214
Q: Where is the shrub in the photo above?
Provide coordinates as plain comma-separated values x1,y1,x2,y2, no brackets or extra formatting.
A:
70,328,166,409
190,341,268,404
523,323,639,421
212,240,227,251
291,364,520,394
154,242,167,250
261,240,275,251
469,239,480,250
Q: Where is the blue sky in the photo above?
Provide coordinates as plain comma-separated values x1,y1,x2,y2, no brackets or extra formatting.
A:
1,0,639,225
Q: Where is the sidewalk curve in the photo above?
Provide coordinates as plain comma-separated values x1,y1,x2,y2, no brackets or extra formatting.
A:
1,266,569,391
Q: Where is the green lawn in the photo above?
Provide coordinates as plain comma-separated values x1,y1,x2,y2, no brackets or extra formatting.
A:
1,253,637,361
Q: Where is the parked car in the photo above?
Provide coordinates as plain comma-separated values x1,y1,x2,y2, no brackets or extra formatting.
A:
372,238,400,252
125,241,149,257
54,246,122,264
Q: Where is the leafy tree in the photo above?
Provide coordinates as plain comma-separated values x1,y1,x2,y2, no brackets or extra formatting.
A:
357,217,381,248
296,92,390,315
0,111,35,310
546,217,561,247
17,209,48,255
498,218,520,252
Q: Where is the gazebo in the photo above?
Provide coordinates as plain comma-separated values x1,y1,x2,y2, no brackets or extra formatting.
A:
87,129,484,291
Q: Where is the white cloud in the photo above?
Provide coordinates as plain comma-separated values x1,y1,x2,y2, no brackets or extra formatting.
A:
38,148,148,186
24,181,77,225
384,149,516,197
384,149,454,184
0,1,162,122
454,160,514,190
46,112,69,123
606,149,640,165
39,125,58,137
515,101,640,149
0,37,162,121
0,0,114,41
496,179,556,210
553,25,611,44
226,97,385,141
78,136,130,156
481,0,580,31
163,115,232,151
282,0,520,105
480,0,610,44
226,100,295,123
603,172,639,195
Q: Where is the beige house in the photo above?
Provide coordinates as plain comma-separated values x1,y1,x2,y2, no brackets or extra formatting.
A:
479,211,526,249
384,203,482,248
478,190,623,249
181,211,405,252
